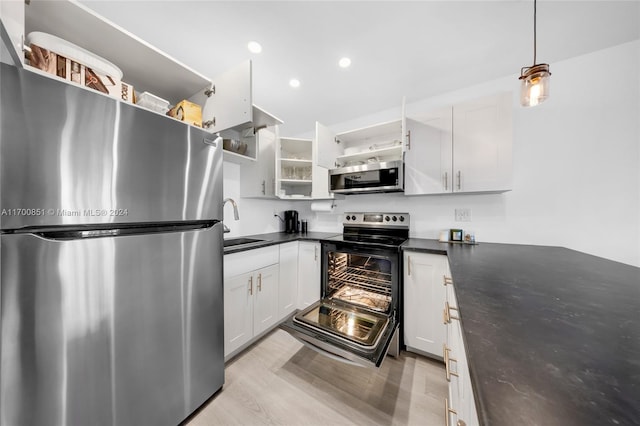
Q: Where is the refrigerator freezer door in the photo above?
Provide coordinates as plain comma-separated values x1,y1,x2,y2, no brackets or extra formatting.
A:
0,64,222,230
0,225,224,426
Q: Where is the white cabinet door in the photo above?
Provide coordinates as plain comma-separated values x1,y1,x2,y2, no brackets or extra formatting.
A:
0,0,25,66
311,131,332,199
278,242,299,320
445,276,480,426
240,127,276,198
297,241,321,309
453,92,513,193
403,251,448,357
193,60,252,133
315,121,341,169
253,264,280,336
404,111,453,195
224,272,254,357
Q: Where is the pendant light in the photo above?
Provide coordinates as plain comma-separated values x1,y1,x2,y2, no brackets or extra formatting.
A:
519,0,551,107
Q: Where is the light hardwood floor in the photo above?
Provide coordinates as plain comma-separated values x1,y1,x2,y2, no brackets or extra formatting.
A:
187,329,447,426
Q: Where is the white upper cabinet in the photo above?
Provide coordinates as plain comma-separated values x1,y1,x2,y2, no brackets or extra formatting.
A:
452,92,513,193
405,92,513,195
221,105,283,164
189,61,252,133
276,129,333,200
315,121,340,169
276,137,314,199
2,0,252,133
0,0,24,66
315,99,407,171
239,126,277,198
404,109,453,195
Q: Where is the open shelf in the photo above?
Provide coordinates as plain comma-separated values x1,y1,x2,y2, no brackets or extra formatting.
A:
24,0,211,105
336,144,402,165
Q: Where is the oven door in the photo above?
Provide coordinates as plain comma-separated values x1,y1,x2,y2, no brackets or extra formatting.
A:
280,302,398,368
280,241,400,368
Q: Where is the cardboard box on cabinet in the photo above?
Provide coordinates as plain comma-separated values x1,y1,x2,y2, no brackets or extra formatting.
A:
28,43,134,103
168,100,202,127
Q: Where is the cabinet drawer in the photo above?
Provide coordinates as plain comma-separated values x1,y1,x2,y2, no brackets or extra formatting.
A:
224,245,279,278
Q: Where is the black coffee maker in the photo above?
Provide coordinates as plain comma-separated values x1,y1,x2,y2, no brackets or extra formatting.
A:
284,210,299,233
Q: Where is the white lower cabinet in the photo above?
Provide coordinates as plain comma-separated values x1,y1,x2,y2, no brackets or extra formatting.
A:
403,251,448,357
297,241,321,309
278,242,299,320
444,273,479,426
224,246,280,358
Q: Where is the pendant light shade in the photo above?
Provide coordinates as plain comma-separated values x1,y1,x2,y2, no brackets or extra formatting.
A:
519,0,551,107
519,63,550,107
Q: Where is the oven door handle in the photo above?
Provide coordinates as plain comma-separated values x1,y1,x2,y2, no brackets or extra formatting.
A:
289,335,367,368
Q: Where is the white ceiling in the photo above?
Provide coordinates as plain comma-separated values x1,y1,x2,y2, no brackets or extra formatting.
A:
79,1,640,136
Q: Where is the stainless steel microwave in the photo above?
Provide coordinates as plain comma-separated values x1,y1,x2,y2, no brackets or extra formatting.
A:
329,160,404,194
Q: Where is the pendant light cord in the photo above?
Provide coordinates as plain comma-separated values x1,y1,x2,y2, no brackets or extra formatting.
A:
533,0,537,65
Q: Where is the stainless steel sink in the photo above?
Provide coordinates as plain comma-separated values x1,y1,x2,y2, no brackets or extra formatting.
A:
223,238,267,250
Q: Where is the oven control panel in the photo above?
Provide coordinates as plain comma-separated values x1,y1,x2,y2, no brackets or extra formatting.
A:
343,212,409,228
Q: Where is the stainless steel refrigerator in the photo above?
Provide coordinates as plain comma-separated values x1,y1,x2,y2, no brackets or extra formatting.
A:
0,63,224,425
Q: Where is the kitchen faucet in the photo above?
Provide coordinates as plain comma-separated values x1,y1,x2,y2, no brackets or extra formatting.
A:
223,198,240,233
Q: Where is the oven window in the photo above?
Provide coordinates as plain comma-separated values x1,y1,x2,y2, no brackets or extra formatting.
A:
327,251,392,313
294,301,390,348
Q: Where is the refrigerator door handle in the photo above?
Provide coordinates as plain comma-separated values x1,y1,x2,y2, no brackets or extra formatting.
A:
12,220,220,241
203,136,222,147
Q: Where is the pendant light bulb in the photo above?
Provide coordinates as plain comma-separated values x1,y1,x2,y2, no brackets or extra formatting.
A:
519,0,551,107
520,64,551,107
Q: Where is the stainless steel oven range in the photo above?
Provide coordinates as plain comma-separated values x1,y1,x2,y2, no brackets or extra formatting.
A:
281,212,409,367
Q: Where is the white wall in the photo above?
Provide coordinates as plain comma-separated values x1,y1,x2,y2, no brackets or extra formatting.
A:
222,161,313,237
230,40,640,267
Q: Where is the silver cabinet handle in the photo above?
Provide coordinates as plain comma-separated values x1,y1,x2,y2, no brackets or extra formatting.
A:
406,130,411,150
444,172,448,191
456,171,461,190
443,276,453,286
407,256,411,276
314,246,318,261
257,273,262,291
261,180,266,195
443,344,459,381
249,276,253,295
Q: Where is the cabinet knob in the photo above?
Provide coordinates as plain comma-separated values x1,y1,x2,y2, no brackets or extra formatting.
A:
249,276,253,295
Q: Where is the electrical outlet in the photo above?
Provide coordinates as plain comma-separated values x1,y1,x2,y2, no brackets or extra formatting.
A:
455,208,472,222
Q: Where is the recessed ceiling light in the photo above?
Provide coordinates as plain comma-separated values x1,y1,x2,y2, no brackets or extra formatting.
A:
338,57,351,68
247,41,262,54
289,79,300,88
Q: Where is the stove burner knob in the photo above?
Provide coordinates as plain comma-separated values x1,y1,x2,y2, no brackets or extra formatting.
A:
392,216,397,222
345,215,351,221
351,215,356,221
385,216,390,221
399,216,405,222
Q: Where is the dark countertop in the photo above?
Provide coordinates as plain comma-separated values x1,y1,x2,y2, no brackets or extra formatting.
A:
404,238,640,426
223,232,339,255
